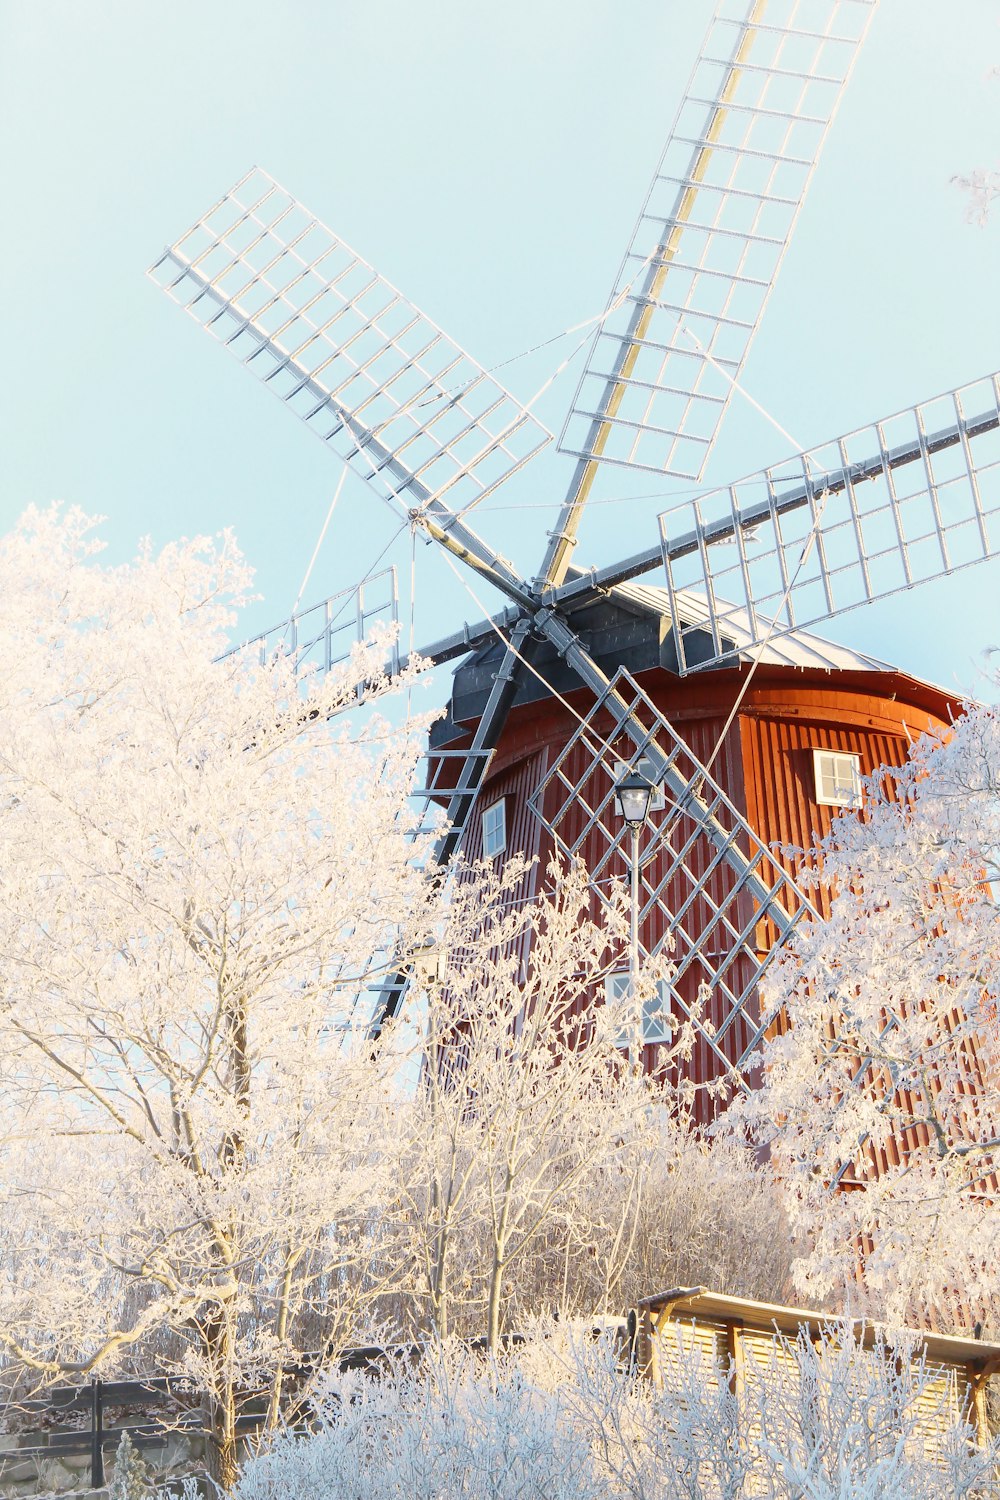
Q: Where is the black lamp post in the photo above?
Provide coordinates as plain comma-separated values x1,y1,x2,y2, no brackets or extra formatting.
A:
614,769,655,1064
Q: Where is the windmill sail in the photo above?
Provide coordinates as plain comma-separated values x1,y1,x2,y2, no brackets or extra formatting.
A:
659,372,1000,673
149,168,550,519
558,0,877,481
222,568,399,678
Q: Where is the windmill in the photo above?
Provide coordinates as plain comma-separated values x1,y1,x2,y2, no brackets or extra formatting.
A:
148,0,1000,1105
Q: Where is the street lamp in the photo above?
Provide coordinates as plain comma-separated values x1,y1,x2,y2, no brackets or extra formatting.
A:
614,769,655,1064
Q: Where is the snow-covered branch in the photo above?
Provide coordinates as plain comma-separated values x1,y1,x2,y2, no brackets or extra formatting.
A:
729,700,1000,1328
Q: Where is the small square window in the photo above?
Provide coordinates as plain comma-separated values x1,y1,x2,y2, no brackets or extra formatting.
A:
605,971,673,1048
813,749,862,809
482,799,507,858
612,757,666,814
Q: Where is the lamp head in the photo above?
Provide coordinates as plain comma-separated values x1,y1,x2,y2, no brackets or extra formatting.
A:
614,768,655,829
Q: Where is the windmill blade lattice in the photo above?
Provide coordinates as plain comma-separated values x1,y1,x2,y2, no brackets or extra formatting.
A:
149,168,550,519
529,669,818,1097
659,371,1000,673
558,0,876,481
222,567,399,678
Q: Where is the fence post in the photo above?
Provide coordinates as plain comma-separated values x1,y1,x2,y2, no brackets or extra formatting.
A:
90,1378,104,1490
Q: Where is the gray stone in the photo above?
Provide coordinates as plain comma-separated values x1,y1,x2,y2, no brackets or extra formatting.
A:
37,1458,77,1494
0,1463,38,1485
57,1456,90,1474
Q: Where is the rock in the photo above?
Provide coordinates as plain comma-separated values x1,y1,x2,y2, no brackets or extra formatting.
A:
0,1462,38,1485
36,1457,77,1494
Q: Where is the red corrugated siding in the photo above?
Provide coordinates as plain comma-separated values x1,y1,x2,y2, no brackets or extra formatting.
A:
464,747,549,868
738,700,926,901
463,748,548,976
736,686,985,1185
449,666,961,1127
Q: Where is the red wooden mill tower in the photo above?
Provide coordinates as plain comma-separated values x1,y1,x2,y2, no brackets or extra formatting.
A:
430,584,959,1119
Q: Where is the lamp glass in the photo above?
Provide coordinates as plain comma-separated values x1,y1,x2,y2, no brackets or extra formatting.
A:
614,771,654,828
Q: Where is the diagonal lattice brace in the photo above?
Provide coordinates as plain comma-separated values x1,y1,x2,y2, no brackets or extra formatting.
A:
528,668,817,1089
535,612,801,931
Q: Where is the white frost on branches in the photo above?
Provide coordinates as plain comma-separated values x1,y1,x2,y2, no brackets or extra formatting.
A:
954,165,1000,226
953,57,1000,225
110,1431,152,1500
233,1326,1000,1500
0,508,774,1486
730,699,1000,1326
0,507,438,1485
395,857,680,1346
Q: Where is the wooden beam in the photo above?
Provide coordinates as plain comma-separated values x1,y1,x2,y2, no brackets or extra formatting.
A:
966,1356,1000,1449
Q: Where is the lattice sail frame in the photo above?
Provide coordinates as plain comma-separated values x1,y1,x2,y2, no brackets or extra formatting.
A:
658,371,1000,673
223,567,399,677
559,0,876,481
528,670,817,1091
149,168,550,516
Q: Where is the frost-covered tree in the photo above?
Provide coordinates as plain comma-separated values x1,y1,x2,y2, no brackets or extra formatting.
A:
0,507,437,1487
731,699,1000,1327
548,1115,794,1316
110,1431,152,1500
395,857,679,1346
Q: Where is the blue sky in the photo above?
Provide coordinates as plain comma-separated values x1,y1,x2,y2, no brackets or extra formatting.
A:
2,0,999,706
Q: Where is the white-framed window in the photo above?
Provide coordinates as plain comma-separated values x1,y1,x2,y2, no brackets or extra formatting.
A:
482,798,507,858
612,757,666,814
812,749,862,809
605,971,673,1048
